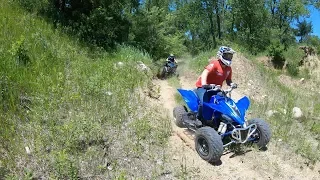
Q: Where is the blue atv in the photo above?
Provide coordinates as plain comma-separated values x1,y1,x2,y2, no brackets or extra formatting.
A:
160,61,178,79
173,84,271,163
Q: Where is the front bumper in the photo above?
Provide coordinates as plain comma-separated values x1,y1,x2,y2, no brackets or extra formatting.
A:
223,123,257,147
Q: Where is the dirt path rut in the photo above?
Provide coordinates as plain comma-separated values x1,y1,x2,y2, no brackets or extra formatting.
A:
154,59,320,180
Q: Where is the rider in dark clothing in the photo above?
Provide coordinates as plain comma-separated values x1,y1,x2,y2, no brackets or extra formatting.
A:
165,54,178,70
166,54,177,64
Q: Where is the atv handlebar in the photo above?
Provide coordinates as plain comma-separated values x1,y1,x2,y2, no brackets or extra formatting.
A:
202,84,216,90
202,84,237,95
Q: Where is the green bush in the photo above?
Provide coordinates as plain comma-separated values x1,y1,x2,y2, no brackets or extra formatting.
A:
286,64,299,76
283,46,305,77
267,40,286,69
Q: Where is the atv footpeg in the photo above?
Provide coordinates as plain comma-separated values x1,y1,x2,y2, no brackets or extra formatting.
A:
182,113,202,129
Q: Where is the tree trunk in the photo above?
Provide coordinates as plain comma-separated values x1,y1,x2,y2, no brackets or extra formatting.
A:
215,0,221,39
230,10,235,39
208,11,217,48
271,0,276,17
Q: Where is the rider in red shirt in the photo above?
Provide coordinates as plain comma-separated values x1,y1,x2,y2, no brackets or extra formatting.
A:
195,59,232,88
195,46,237,120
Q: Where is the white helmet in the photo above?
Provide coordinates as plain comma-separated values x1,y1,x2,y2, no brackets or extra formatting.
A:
217,46,236,66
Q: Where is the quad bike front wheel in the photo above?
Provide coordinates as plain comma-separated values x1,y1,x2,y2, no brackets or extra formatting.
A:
195,127,223,163
173,105,187,128
248,118,272,149
160,67,167,79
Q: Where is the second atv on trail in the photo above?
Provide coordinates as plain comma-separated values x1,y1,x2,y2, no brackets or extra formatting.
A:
173,84,272,163
159,61,178,79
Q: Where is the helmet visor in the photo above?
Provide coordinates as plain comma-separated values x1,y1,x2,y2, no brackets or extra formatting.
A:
223,53,233,61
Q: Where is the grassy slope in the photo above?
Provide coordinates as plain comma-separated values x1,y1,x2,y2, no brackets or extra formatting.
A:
190,47,320,164
0,1,173,179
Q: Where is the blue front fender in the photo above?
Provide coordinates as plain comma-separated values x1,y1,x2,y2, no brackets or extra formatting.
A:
177,89,199,112
236,96,250,118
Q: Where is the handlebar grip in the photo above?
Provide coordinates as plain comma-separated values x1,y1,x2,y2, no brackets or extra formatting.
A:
230,83,238,89
202,84,214,89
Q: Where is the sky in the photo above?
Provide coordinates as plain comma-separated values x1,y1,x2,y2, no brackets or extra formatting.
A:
308,6,320,37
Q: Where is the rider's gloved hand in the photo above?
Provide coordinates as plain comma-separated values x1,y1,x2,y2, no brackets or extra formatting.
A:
230,83,237,89
202,84,215,89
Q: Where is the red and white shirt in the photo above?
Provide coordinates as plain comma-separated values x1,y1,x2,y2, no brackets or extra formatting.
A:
195,59,232,88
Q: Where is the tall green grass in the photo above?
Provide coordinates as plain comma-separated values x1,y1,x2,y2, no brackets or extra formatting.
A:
0,1,173,179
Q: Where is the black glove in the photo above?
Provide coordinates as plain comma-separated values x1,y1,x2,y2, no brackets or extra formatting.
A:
230,83,237,89
202,84,215,89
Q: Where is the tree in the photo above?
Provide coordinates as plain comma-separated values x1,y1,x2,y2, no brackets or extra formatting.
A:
295,19,313,42
231,0,271,52
22,0,319,56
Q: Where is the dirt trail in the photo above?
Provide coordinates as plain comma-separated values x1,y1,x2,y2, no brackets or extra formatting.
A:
155,58,320,180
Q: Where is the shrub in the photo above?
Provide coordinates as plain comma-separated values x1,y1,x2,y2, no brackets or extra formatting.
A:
267,41,286,69
283,46,305,77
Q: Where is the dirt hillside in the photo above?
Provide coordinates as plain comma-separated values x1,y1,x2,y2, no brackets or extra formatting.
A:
152,54,320,180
